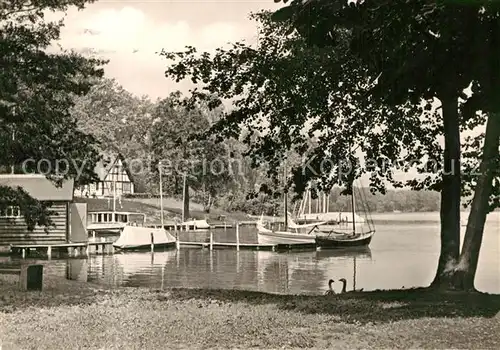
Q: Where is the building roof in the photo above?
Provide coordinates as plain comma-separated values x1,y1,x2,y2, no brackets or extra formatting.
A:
0,174,74,201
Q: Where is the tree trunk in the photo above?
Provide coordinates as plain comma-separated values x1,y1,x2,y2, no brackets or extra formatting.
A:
431,96,462,289
454,112,500,291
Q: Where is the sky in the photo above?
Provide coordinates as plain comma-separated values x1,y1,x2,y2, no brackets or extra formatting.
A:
52,0,282,99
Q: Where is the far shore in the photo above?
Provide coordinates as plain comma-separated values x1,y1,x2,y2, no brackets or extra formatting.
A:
1,275,499,349
77,196,500,225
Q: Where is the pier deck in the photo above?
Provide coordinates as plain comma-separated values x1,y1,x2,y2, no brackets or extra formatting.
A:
8,221,319,258
179,241,276,250
178,241,317,251
10,241,114,258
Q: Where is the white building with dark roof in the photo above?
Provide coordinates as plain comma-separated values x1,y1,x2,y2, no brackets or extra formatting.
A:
77,152,135,198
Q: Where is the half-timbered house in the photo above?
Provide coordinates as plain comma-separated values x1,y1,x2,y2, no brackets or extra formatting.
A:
77,153,135,198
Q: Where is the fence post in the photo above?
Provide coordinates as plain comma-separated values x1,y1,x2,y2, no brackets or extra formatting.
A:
176,230,180,250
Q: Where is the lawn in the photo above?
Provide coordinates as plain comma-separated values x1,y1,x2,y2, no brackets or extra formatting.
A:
0,276,498,349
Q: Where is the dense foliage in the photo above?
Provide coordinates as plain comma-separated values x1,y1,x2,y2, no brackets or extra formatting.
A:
269,0,500,290
72,78,155,192
160,1,499,290
0,0,105,229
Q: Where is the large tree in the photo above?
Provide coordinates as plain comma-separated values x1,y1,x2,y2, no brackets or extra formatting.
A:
72,78,155,192
162,3,499,291
0,0,105,229
271,0,500,290
150,92,231,218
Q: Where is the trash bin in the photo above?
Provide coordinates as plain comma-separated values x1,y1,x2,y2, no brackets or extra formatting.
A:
21,264,43,291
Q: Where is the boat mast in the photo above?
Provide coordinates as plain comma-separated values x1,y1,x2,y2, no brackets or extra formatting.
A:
307,189,311,214
283,157,288,230
325,192,327,213
159,161,164,228
112,178,116,222
10,127,15,174
351,185,356,234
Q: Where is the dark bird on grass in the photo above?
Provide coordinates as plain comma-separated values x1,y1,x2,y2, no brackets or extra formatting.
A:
338,278,364,293
325,279,335,295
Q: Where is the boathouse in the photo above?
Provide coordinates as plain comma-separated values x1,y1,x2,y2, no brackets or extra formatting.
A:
0,174,80,246
77,152,135,198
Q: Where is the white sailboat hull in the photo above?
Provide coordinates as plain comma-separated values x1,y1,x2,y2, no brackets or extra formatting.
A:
316,222,366,233
257,230,316,245
113,226,176,250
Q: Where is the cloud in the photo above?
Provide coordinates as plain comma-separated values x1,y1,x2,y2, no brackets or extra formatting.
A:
55,6,255,54
47,5,258,98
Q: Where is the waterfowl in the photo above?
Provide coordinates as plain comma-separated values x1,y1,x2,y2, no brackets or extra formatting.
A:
338,278,364,293
325,279,335,295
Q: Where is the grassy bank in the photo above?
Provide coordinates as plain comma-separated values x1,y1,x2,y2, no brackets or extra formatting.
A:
75,197,251,223
0,276,499,349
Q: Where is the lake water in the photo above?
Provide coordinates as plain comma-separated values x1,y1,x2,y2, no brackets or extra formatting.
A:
7,212,500,294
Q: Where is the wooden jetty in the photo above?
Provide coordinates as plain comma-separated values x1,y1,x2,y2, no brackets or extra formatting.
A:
175,226,317,252
8,222,318,258
10,241,114,258
147,222,234,231
177,241,316,251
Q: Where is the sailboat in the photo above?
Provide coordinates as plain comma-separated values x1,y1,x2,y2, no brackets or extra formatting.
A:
255,158,319,245
113,162,176,250
314,186,375,248
256,214,318,245
294,187,366,233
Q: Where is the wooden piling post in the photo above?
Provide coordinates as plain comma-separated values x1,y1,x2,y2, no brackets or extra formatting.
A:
21,248,26,259
47,246,52,259
161,265,165,290
175,230,180,250
209,230,213,251
209,249,214,272
150,232,154,253
236,222,240,251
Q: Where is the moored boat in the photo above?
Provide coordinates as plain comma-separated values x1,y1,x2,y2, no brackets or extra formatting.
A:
87,211,146,234
256,215,317,245
257,228,317,245
180,219,210,231
113,226,176,250
315,230,374,248
314,185,376,249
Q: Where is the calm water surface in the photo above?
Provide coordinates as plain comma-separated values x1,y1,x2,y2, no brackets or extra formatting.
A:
9,212,500,294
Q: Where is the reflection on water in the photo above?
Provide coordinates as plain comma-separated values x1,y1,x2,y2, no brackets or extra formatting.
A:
81,248,373,295
6,213,499,295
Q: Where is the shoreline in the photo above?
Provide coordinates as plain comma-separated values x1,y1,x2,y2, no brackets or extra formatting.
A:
1,276,499,349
